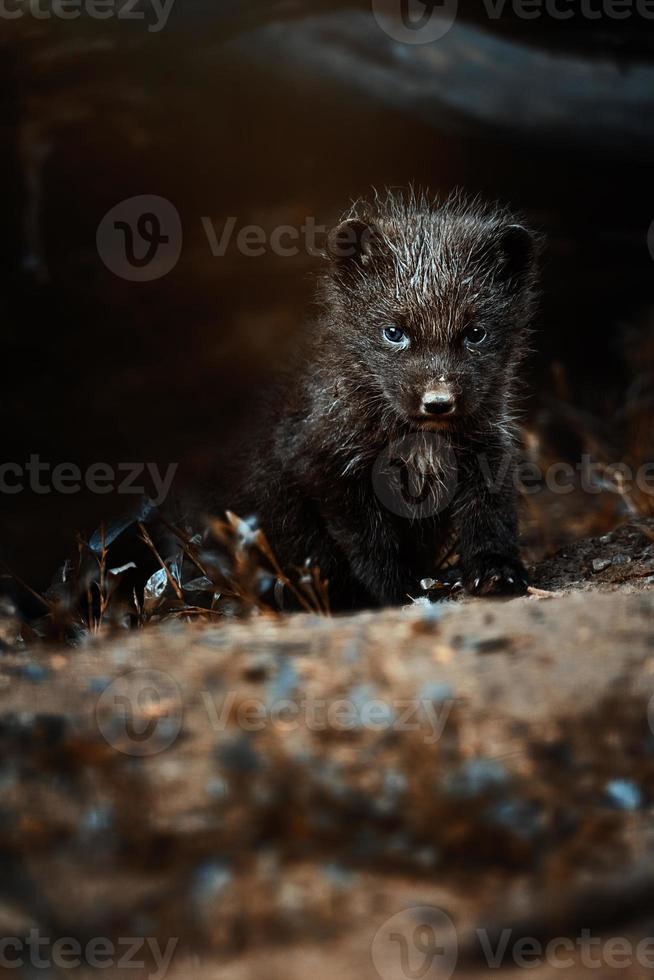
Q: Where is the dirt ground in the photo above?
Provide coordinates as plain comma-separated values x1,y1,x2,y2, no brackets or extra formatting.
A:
2,520,654,979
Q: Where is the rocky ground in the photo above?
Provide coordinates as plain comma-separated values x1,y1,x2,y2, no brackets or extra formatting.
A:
2,520,654,979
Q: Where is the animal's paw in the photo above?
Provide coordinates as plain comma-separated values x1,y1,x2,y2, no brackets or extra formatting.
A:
463,554,529,597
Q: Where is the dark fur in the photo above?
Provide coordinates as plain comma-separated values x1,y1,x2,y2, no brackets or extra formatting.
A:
234,190,540,609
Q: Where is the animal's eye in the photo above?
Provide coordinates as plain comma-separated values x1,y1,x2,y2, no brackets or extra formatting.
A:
383,325,406,345
463,325,487,348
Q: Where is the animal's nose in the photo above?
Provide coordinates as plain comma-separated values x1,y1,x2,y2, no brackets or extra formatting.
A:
421,389,456,417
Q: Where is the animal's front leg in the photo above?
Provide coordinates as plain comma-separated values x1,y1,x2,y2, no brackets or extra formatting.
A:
322,489,419,606
456,448,529,597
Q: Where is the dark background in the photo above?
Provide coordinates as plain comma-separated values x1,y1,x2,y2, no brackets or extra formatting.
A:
2,0,654,588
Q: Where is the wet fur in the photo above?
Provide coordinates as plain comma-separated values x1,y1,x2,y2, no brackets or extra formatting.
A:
233,190,540,609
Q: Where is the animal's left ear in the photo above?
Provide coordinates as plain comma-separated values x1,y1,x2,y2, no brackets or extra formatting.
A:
326,218,382,271
497,224,536,286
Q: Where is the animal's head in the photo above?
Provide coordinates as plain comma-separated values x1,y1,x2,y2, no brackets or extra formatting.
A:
321,191,540,435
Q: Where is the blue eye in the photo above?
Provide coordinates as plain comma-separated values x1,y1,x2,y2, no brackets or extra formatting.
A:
463,325,487,347
383,325,406,345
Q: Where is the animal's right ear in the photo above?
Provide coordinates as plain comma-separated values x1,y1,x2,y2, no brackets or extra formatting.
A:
497,224,537,284
326,219,382,271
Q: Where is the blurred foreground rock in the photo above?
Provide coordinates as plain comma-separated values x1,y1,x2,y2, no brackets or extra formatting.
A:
3,523,654,978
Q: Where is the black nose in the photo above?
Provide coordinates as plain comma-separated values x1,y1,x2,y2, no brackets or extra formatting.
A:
422,392,456,416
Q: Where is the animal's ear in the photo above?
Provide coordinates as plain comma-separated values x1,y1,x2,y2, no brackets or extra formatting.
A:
496,223,537,285
326,218,383,270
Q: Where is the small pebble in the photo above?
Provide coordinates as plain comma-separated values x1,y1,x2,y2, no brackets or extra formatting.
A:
205,777,230,801
487,798,544,840
87,677,111,694
217,734,261,774
267,659,299,705
604,779,643,810
475,637,511,654
81,805,113,833
192,861,232,910
444,759,510,799
20,663,50,683
419,681,454,704
321,863,355,889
